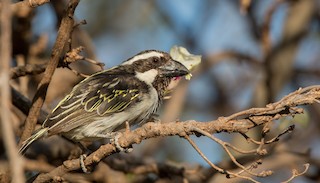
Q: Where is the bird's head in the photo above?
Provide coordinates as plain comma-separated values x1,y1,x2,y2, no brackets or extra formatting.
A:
122,50,189,80
121,50,190,97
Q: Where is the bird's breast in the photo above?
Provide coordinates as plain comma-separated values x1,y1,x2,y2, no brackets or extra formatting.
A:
65,86,159,141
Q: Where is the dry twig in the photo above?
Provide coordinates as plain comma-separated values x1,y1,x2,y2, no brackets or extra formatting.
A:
281,163,309,183
61,46,104,77
10,49,104,79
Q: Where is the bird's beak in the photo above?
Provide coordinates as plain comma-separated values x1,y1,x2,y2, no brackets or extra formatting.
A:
159,60,190,77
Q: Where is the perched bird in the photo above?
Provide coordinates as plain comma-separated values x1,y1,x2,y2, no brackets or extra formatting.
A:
19,50,190,154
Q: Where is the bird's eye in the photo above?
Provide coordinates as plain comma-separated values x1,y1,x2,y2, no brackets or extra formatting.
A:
153,57,160,63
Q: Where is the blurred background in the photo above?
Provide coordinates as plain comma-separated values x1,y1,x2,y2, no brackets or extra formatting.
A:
5,0,320,182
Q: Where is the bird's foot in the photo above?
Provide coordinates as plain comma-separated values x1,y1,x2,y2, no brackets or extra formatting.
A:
80,154,90,173
110,132,133,153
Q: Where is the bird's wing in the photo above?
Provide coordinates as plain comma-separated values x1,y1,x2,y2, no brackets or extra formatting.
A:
43,71,148,135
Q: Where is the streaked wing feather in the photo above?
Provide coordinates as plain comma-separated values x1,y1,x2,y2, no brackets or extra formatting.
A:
43,72,147,135
47,109,95,135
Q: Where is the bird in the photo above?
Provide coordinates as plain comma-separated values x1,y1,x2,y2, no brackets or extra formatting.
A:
19,50,190,154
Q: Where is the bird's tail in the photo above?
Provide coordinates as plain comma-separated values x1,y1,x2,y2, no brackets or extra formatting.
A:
19,128,48,154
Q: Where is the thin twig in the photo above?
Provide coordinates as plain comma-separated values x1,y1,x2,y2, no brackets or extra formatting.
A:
240,125,295,145
62,46,104,77
281,163,309,183
10,63,47,79
224,85,320,122
191,127,271,178
265,125,295,144
184,135,225,174
184,135,260,183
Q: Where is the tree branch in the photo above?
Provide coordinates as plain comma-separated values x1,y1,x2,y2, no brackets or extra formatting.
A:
18,0,80,145
33,85,320,182
11,87,48,123
10,64,47,80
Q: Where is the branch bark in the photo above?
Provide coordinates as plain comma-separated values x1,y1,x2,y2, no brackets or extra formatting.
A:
34,85,320,182
11,87,48,123
19,0,80,145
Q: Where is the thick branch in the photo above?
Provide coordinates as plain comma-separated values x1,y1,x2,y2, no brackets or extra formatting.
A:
19,0,79,145
11,87,48,123
34,85,320,182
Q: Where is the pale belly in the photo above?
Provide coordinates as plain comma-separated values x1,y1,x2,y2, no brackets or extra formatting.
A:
64,88,159,141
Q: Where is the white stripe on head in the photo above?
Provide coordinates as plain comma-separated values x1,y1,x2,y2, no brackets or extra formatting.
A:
135,69,158,85
122,51,164,65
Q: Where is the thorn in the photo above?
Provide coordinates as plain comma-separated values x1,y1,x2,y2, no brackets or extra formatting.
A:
125,121,130,133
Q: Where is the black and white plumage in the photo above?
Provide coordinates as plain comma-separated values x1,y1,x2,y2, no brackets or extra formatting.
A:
19,50,189,153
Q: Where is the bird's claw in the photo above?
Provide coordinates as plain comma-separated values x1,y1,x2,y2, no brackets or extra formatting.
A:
80,154,90,173
111,132,133,153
